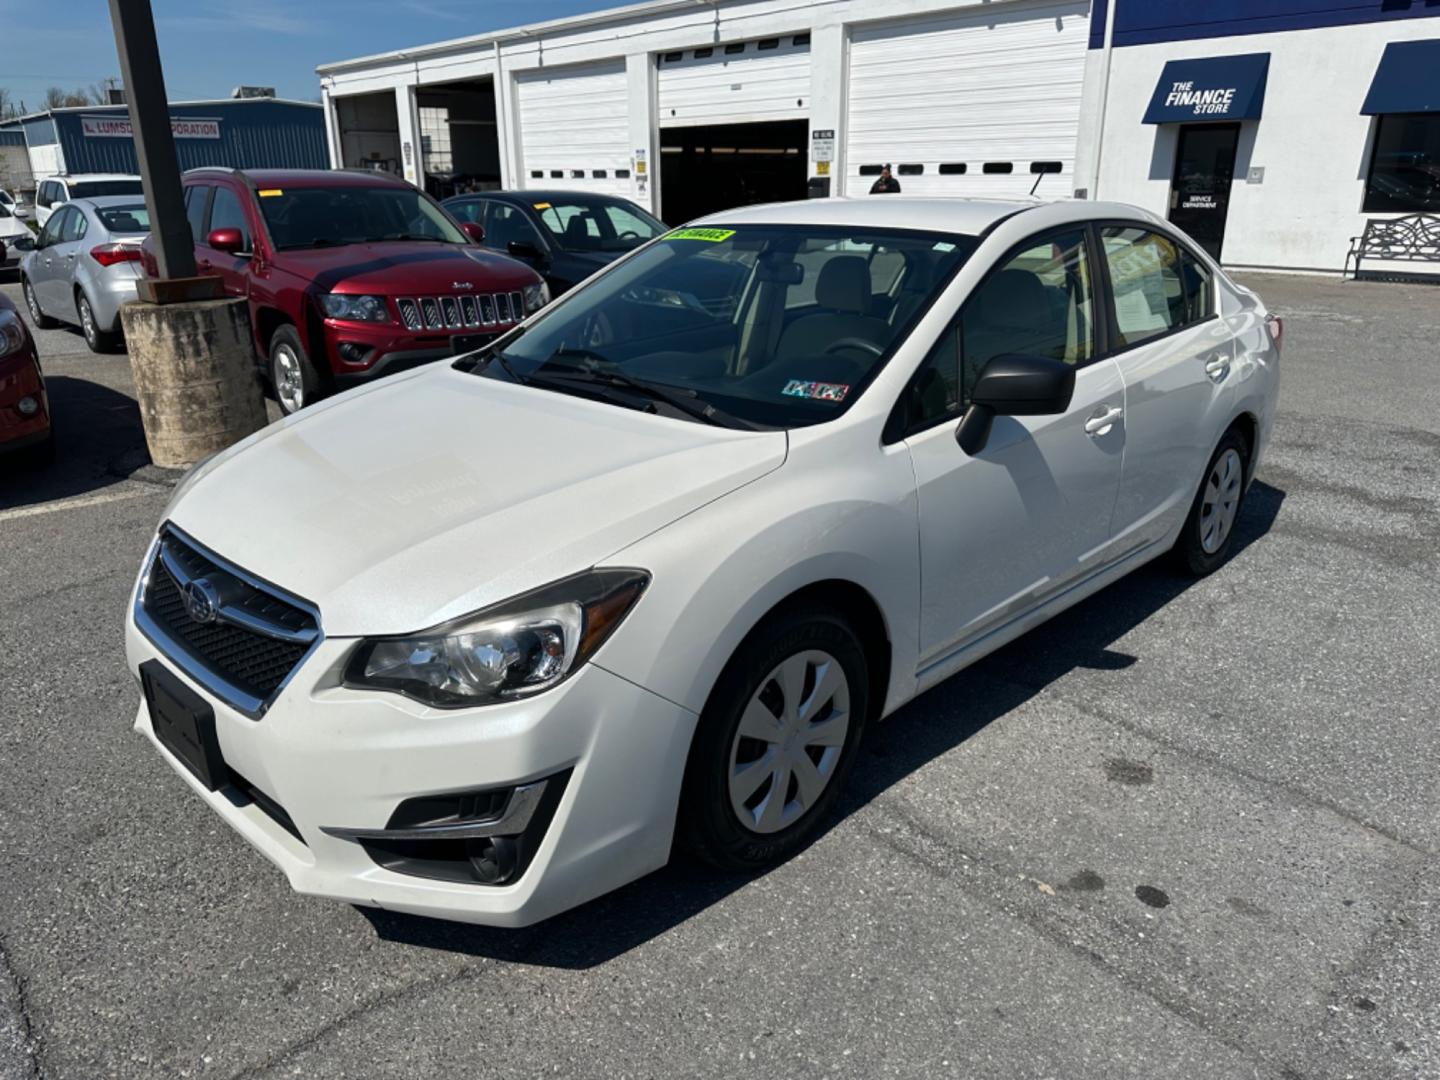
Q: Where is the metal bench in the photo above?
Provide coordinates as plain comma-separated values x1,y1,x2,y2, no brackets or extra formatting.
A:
1345,214,1440,280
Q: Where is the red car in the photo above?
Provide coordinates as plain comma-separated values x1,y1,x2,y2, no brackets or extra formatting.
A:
144,169,547,415
0,291,53,466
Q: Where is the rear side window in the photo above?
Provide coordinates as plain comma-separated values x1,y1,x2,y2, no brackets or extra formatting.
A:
1100,226,1212,348
60,207,88,243
208,186,251,251
69,180,143,199
185,186,212,243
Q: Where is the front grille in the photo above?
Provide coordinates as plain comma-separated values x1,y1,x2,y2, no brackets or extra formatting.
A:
137,528,321,715
397,291,526,333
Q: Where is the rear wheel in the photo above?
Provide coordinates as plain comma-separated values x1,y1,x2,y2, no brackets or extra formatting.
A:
23,279,56,329
1172,428,1250,576
269,325,321,415
78,293,120,353
679,608,870,871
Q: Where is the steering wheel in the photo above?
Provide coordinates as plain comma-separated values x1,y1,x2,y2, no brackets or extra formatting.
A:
617,230,642,241
825,337,884,358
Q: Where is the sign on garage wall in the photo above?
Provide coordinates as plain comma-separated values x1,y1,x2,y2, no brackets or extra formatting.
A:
80,115,222,139
812,128,835,176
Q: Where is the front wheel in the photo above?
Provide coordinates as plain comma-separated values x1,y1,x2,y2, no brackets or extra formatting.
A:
23,279,56,329
679,609,870,871
1172,428,1250,576
269,325,321,415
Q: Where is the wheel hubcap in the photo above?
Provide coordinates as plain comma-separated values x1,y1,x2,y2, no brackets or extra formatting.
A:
25,285,39,320
274,347,304,412
1200,447,1243,554
80,300,94,341
728,650,850,835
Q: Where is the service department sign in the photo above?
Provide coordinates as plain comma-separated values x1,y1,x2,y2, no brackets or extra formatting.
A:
80,115,222,139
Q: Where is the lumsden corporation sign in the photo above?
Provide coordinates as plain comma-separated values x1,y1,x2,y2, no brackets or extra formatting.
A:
80,115,222,140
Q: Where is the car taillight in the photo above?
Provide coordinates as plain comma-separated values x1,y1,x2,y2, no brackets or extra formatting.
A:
90,243,143,267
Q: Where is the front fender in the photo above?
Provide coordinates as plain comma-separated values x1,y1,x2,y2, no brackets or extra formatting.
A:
593,431,921,720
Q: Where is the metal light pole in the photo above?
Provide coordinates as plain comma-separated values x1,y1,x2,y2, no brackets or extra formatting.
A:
107,0,198,294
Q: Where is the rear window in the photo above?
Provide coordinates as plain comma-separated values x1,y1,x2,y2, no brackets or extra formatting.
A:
97,205,150,233
70,180,144,199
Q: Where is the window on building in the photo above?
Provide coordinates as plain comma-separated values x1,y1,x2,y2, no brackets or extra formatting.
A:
418,106,453,175
1364,113,1440,213
938,163,967,175
982,162,1013,175
897,164,924,176
1099,226,1212,348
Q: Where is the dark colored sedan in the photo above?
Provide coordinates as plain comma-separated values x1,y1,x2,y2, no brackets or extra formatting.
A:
442,190,666,295
0,292,54,468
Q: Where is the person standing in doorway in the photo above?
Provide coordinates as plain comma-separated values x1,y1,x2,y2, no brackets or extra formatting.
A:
870,164,901,194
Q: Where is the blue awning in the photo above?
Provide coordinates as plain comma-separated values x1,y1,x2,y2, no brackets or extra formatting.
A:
1142,53,1270,124
1362,39,1440,115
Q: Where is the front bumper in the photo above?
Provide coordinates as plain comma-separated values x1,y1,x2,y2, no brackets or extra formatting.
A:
319,318,503,386
125,613,698,927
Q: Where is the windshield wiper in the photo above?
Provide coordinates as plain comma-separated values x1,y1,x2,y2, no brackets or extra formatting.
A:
364,233,450,243
540,351,754,429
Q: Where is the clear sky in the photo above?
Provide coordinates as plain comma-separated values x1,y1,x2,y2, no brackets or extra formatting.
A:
0,0,621,109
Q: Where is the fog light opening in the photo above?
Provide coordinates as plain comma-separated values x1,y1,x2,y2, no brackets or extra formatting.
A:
467,835,519,884
16,395,39,417
336,342,375,366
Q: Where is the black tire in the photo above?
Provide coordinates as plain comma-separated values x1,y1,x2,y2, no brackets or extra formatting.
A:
679,608,870,871
78,292,120,353
1171,427,1251,576
268,325,322,415
22,278,57,329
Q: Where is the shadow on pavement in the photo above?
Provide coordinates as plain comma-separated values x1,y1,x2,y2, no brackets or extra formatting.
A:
362,480,1286,967
0,374,151,510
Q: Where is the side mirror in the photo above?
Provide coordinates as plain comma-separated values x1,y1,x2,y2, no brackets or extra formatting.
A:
955,354,1076,456
507,239,544,262
207,227,245,255
460,221,486,244
10,235,35,253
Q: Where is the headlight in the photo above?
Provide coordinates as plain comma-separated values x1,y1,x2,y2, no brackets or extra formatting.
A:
0,308,28,358
320,293,391,323
523,281,550,315
344,568,649,708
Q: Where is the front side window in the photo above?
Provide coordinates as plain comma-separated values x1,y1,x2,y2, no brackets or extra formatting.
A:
533,198,665,252
898,229,1095,433
60,207,87,243
208,186,251,251
255,185,466,250
37,182,58,208
185,185,212,243
1364,113,1440,213
483,203,544,252
446,198,485,225
37,208,66,246
478,225,975,429
1100,226,1211,348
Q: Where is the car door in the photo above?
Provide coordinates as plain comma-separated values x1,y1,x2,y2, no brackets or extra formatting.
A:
898,225,1127,678
1096,224,1236,550
34,207,80,311
196,184,254,298
484,202,553,280
57,205,90,319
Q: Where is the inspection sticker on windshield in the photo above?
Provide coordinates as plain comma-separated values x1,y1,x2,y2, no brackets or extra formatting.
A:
782,379,850,403
668,227,735,243
533,201,552,210
257,189,284,198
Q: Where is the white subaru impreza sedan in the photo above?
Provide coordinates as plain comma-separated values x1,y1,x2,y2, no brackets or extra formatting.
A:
125,197,1279,926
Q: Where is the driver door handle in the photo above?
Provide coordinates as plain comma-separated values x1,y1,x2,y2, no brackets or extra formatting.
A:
1085,404,1123,437
1204,353,1231,380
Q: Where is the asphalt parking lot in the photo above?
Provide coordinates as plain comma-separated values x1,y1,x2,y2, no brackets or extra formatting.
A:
1,270,1437,1079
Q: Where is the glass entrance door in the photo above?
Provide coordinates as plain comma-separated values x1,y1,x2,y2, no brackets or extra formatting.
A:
1168,123,1240,260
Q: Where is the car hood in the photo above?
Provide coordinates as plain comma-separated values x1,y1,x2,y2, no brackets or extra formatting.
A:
169,366,787,636
276,241,539,293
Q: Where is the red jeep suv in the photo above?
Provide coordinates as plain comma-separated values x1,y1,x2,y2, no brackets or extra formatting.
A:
145,169,547,414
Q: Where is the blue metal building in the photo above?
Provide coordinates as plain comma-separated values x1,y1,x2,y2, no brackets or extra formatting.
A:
0,98,327,190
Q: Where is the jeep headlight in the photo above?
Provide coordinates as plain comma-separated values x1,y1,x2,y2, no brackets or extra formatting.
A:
320,293,391,323
344,569,648,707
523,281,550,314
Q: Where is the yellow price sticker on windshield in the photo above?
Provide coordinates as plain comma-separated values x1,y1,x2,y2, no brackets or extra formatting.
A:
257,189,284,197
533,201,552,210
668,227,735,243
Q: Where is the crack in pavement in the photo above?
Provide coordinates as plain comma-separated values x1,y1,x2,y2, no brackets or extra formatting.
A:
0,933,42,1080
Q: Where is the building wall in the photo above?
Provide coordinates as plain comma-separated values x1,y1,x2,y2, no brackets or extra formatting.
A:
1080,11,1440,272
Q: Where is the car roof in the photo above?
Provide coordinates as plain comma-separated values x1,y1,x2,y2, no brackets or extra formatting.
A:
43,173,141,183
185,168,412,190
72,195,150,210
475,190,642,206
695,196,1039,235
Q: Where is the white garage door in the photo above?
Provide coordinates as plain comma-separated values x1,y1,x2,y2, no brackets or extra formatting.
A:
847,0,1090,199
515,61,632,198
658,35,811,128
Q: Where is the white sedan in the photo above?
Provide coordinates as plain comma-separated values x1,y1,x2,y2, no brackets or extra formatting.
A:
125,197,1279,926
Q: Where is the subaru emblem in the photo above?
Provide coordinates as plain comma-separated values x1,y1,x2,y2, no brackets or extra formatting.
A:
183,578,221,625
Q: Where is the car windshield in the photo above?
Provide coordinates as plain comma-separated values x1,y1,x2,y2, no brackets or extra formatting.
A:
70,180,144,198
477,224,975,429
257,185,467,250
97,204,150,232
532,198,666,253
